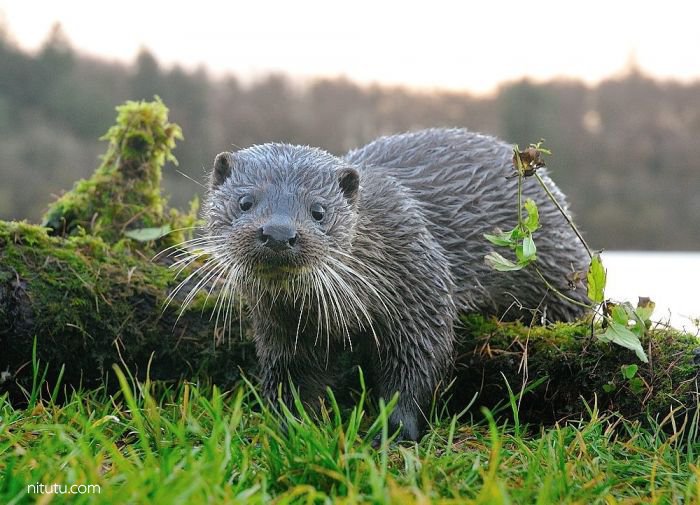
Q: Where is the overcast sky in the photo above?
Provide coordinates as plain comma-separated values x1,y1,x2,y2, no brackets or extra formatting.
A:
1,0,698,94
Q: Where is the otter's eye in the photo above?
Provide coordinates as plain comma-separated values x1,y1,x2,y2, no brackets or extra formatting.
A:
239,194,254,212
310,203,325,221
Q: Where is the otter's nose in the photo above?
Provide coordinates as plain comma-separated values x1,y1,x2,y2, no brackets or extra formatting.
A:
259,221,297,251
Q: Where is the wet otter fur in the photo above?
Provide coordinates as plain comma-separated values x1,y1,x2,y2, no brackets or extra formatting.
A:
200,128,590,441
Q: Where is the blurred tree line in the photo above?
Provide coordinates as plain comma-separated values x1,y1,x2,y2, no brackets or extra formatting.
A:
1,25,699,250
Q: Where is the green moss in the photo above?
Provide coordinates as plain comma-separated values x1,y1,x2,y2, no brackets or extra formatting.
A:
455,312,699,423
0,99,250,394
0,217,255,395
40,98,196,247
1,220,172,338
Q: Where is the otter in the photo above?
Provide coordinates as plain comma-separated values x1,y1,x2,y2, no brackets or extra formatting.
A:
199,128,590,441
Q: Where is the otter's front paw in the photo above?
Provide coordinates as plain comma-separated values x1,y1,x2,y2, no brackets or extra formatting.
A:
371,412,422,448
392,413,421,442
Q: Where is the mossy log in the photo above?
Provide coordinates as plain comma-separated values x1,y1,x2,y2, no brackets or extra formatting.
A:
1,99,698,426
1,230,698,424
0,98,256,399
453,315,700,424
0,220,257,398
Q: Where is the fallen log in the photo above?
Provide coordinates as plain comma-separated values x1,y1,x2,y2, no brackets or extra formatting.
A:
453,315,700,424
0,98,257,397
1,99,697,425
0,220,257,396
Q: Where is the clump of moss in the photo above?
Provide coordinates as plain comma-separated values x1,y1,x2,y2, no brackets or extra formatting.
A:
0,219,255,395
455,314,699,424
41,98,197,246
0,98,242,398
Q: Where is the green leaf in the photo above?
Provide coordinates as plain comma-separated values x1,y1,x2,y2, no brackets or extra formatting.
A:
602,382,616,393
586,254,606,304
124,225,172,242
484,232,513,247
635,297,656,324
514,241,536,268
629,377,645,394
522,235,537,260
611,304,630,326
598,322,648,363
509,226,527,241
515,244,524,262
621,364,638,380
629,317,647,338
522,199,540,232
485,252,525,272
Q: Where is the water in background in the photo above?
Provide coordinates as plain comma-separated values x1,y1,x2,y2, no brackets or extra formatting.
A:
602,251,700,334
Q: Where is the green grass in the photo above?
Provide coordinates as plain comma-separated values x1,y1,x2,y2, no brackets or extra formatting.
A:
1,366,699,504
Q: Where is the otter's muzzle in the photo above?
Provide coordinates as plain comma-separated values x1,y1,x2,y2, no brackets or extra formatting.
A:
258,218,297,252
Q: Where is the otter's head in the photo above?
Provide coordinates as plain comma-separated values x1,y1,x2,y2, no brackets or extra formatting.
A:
203,144,360,286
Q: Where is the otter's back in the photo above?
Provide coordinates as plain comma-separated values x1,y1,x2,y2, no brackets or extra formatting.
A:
344,128,589,320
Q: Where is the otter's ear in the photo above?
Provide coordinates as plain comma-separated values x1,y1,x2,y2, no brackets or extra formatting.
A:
210,152,236,188
337,167,360,203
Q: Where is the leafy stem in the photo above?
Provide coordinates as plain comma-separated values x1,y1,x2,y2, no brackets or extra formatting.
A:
533,172,593,260
517,164,523,232
483,139,652,363
534,267,593,310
